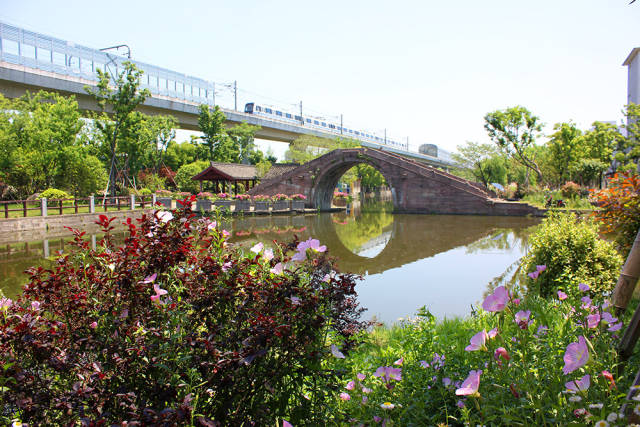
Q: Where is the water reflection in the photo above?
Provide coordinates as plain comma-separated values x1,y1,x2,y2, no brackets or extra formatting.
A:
0,201,539,323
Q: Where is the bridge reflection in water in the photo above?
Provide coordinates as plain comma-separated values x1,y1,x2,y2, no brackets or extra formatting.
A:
1,203,539,322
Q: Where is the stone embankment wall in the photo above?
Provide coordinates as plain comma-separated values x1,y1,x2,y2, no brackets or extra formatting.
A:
0,210,155,244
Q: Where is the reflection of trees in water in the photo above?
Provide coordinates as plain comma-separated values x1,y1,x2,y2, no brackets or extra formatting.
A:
331,201,394,254
464,224,538,254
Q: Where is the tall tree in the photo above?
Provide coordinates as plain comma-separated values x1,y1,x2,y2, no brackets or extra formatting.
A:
547,122,582,183
452,141,506,186
228,122,260,163
198,105,227,161
86,62,150,196
484,106,543,185
617,103,640,173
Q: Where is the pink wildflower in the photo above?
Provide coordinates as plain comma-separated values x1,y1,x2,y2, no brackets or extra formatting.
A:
357,373,366,381
150,284,168,304
290,296,301,305
482,286,509,312
528,270,540,280
394,357,403,366
601,370,616,390
419,360,429,368
578,283,590,292
515,310,531,328
282,421,293,427
465,330,488,351
565,374,591,393
456,400,465,408
263,249,274,261
513,298,521,305
373,366,402,382
537,265,547,272
601,312,617,324
270,262,284,275
207,221,217,231
494,347,510,362
558,290,568,300
362,386,372,394
31,301,40,311
140,273,157,284
0,297,12,310
455,370,482,396
89,321,98,329
250,242,264,253
587,313,600,329
339,392,350,401
562,336,589,375
222,261,232,272
488,327,498,338
608,322,623,332
345,381,355,390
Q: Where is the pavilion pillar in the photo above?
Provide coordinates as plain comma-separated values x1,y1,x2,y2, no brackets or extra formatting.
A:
234,181,238,195
199,181,203,192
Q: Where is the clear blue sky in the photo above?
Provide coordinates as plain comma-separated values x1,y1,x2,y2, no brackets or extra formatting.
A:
3,0,639,157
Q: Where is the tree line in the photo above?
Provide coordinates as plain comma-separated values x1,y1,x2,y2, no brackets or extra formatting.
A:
0,62,276,200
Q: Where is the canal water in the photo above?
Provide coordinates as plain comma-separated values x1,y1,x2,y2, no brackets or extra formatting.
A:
0,201,540,324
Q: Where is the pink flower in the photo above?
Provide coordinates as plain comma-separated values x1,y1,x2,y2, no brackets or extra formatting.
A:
373,416,382,423
89,321,98,329
581,296,592,307
536,265,547,273
455,370,482,396
515,310,531,328
586,313,600,329
578,283,590,292
362,386,372,393
298,238,327,253
494,347,510,361
536,325,549,336
222,261,232,272
373,366,402,382
250,242,264,253
419,360,429,368
608,322,623,332
558,290,568,300
140,273,157,284
222,229,231,238
31,301,41,311
0,297,13,310
207,221,217,231
322,274,331,282
456,400,465,408
394,357,404,366
263,249,274,261
270,262,284,275
345,381,355,390
357,373,366,381
513,298,521,305
283,421,293,427
442,377,452,386
488,327,498,338
290,296,301,305
339,392,350,401
151,284,168,304
562,336,589,375
601,312,617,324
465,330,488,351
601,370,616,390
157,211,173,223
528,270,540,280
482,286,509,312
331,344,345,359
565,374,590,393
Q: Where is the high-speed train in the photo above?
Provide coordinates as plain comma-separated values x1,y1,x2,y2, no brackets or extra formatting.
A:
244,102,408,150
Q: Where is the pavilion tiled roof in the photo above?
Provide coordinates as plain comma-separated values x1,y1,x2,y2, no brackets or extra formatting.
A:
261,163,300,180
192,162,258,181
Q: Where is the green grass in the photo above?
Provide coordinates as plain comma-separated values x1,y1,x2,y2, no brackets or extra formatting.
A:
521,192,595,210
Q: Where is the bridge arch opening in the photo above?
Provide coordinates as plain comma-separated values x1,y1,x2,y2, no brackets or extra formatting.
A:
331,201,394,259
311,159,397,211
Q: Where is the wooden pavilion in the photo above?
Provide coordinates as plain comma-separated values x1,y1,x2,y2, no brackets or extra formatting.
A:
191,162,259,195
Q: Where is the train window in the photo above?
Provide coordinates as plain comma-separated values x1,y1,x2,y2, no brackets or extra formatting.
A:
265,108,272,114
314,120,319,125
276,111,283,116
256,106,262,112
285,113,292,118
329,124,335,129
294,115,302,121
244,104,253,113
355,131,360,135
306,118,312,123
321,122,326,127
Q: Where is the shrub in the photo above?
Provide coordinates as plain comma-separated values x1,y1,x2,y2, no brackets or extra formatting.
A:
175,161,208,194
39,188,72,200
138,187,152,196
155,189,173,197
521,212,622,298
561,181,582,198
138,170,168,193
591,172,640,253
0,197,366,425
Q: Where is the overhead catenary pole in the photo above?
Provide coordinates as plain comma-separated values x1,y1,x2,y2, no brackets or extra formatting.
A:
234,80,237,111
340,114,343,134
384,128,387,145
300,101,304,125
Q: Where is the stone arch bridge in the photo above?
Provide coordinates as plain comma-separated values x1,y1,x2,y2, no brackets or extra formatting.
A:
249,148,542,216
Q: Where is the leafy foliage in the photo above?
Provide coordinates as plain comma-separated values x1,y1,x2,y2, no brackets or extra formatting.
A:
175,160,209,194
39,188,72,200
521,213,622,298
592,172,640,253
0,199,367,425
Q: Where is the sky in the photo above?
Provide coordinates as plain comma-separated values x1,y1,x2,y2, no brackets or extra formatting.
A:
2,0,639,159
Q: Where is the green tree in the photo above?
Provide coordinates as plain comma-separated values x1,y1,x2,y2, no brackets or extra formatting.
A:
175,160,209,193
484,106,543,185
86,62,150,196
546,122,582,184
198,105,229,161
452,142,507,186
616,103,640,173
228,122,261,163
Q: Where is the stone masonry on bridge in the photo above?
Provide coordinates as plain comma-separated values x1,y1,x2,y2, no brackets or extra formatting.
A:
249,148,543,216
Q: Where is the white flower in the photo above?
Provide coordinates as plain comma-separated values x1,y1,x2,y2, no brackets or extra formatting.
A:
633,393,640,401
157,211,173,223
607,412,618,422
588,403,604,409
594,421,609,427
380,402,395,410
330,344,345,359
568,396,582,402
634,404,640,416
